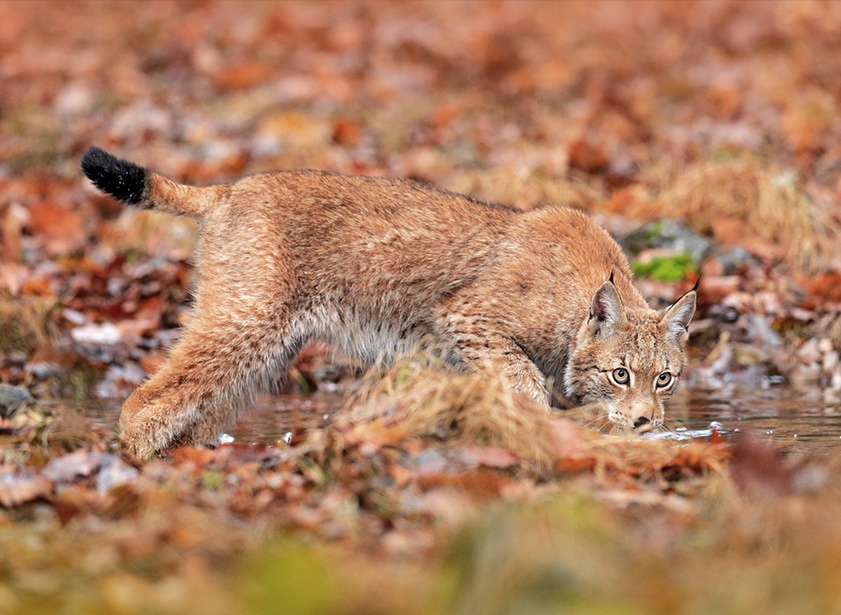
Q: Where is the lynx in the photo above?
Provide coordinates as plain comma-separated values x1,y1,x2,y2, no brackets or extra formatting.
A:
81,147,696,458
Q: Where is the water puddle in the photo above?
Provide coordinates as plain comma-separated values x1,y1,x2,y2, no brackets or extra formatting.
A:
72,391,345,446
227,391,344,445
664,387,841,454
77,385,841,453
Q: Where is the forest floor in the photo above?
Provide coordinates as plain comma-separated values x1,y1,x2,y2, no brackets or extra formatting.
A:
2,1,841,613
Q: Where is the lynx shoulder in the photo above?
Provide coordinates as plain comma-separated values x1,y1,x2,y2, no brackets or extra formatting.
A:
81,147,696,458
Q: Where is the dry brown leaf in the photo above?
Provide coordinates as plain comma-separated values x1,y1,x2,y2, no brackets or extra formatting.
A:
26,201,87,256
460,445,519,469
697,275,741,305
414,468,515,499
342,420,408,456
568,137,608,174
802,272,841,303
41,450,109,484
211,61,271,90
0,471,52,507
729,433,793,497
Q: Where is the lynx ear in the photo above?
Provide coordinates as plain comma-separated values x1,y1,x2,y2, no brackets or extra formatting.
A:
588,281,627,338
661,288,697,346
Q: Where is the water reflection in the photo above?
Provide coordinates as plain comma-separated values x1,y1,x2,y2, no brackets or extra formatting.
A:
667,386,841,454
227,391,343,445
77,392,344,446
85,385,841,454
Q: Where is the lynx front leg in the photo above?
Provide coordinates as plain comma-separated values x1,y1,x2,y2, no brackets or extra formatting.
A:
496,349,551,405
435,305,550,406
119,317,300,458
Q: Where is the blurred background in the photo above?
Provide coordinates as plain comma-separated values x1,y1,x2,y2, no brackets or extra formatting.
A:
2,0,841,395
4,4,841,613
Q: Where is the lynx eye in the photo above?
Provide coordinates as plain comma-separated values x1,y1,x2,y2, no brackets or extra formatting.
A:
611,368,630,386
656,372,673,389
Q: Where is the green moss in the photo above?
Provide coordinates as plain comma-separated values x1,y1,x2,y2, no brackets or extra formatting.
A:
199,470,225,491
631,252,696,282
643,220,664,243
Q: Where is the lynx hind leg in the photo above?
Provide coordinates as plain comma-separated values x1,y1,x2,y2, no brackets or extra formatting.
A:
119,315,301,458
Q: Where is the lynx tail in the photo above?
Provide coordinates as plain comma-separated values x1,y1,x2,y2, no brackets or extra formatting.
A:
81,146,222,218
81,147,147,205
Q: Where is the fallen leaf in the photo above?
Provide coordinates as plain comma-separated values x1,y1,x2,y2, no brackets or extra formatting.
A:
96,458,140,494
211,61,271,90
42,450,112,484
0,471,52,507
332,119,362,147
414,468,514,499
460,445,518,469
546,418,594,456
342,420,408,456
138,351,167,375
568,137,608,174
697,275,741,305
729,433,792,497
802,272,841,303
171,446,217,470
26,201,87,256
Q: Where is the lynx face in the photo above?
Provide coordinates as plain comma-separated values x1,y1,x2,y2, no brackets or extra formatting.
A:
563,282,696,431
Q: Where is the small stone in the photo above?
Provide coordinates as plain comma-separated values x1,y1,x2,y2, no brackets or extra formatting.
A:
744,313,783,348
0,386,35,419
797,338,821,364
96,458,140,494
714,247,757,275
622,219,712,263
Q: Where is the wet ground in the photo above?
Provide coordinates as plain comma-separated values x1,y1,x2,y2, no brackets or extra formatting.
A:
78,385,841,455
669,387,841,454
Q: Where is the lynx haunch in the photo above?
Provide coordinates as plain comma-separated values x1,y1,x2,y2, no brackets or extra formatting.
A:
81,147,696,458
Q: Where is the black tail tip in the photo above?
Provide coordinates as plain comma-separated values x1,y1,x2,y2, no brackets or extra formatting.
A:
81,146,147,205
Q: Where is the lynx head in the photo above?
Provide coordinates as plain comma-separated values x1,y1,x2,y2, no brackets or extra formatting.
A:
563,280,697,431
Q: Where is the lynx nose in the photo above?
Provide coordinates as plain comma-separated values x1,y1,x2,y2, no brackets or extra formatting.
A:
633,416,650,430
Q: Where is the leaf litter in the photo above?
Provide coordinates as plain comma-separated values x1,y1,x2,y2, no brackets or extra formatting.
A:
2,0,841,612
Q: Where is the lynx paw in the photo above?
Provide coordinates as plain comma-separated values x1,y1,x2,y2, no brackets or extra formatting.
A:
119,403,223,460
119,412,173,460
503,369,550,407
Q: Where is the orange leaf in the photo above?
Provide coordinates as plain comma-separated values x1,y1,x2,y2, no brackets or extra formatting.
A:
460,445,518,469
343,420,408,455
548,419,599,473
171,446,216,470
139,352,167,375
211,61,271,90
332,119,362,147
27,201,87,256
415,468,514,499
803,272,841,303
568,137,608,174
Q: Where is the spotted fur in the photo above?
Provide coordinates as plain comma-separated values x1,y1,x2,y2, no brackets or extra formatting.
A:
81,147,696,457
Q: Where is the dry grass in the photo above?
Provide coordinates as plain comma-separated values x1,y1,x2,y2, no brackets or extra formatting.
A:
338,353,560,472
445,157,838,273
446,167,603,212
659,158,840,272
336,352,729,481
0,295,52,356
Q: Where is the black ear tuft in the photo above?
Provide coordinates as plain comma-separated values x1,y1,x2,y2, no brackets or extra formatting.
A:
690,275,702,293
81,147,147,205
